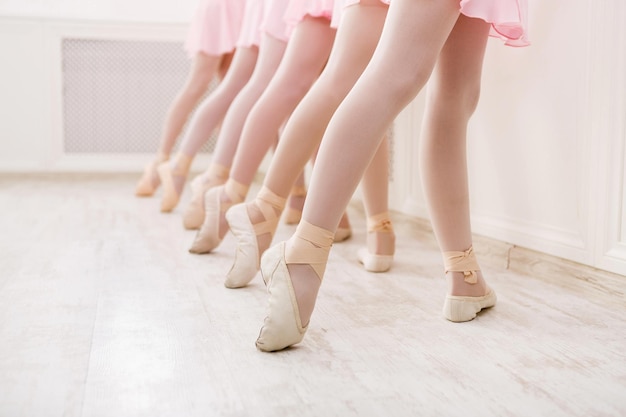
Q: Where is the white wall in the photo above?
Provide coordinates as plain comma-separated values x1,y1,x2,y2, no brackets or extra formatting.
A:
0,0,196,22
1,1,625,276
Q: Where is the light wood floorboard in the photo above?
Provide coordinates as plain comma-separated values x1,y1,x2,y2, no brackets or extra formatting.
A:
0,174,625,417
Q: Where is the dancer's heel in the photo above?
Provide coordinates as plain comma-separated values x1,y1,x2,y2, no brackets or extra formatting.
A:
357,212,395,273
441,246,496,322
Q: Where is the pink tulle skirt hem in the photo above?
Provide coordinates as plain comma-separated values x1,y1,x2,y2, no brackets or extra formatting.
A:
184,0,246,58
332,0,388,29
261,0,292,42
237,0,265,48
333,0,528,47
460,0,529,46
285,0,335,35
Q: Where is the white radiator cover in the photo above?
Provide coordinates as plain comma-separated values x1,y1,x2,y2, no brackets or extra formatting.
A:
62,38,217,154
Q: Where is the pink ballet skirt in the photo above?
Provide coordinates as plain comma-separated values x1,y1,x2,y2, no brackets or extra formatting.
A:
261,0,292,42
237,0,265,48
331,0,388,29
184,0,246,58
285,0,335,36
333,0,528,47
460,0,529,46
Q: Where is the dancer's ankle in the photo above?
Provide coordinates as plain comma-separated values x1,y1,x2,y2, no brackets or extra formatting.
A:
443,246,489,297
171,152,192,176
202,163,230,188
248,187,286,255
155,151,169,164
366,212,395,256
284,221,334,327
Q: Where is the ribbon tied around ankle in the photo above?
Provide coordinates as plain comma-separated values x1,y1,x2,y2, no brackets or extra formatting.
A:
367,212,393,233
443,246,480,284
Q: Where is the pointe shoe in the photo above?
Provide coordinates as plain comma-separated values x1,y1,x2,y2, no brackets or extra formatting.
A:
189,180,248,254
157,153,192,213
357,212,395,273
357,248,393,272
135,157,166,197
157,163,179,212
443,290,497,322
283,185,307,225
256,221,334,352
225,187,285,288
182,176,207,229
442,246,496,322
225,204,260,288
256,242,307,352
183,164,229,230
189,187,225,254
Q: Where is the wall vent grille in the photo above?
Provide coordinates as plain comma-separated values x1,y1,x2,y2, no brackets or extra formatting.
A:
62,38,217,154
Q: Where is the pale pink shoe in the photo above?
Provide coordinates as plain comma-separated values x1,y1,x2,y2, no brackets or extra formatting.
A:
135,154,168,196
189,180,248,254
182,164,229,230
255,242,308,352
157,153,192,213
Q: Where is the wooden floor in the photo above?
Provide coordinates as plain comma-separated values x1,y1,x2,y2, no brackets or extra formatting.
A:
0,174,625,417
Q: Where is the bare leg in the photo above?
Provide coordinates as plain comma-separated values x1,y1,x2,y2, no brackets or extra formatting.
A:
182,32,294,226
257,0,467,351
157,46,259,212
227,2,388,289
135,52,222,197
210,34,289,170
219,16,337,257
418,15,491,298
289,0,460,327
189,33,289,252
358,135,395,272
230,17,335,186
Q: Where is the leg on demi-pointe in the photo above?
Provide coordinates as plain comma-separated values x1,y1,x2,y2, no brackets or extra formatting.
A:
135,52,222,197
283,171,307,225
258,2,407,351
183,35,292,229
418,14,495,320
258,0,463,351
224,17,336,286
158,46,259,211
228,3,388,297
189,33,288,250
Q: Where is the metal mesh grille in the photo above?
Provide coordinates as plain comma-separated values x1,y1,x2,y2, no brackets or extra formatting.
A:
62,38,217,154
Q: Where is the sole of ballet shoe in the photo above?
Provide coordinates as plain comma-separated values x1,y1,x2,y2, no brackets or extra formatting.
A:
157,163,181,213
188,187,223,254
443,289,497,322
333,227,352,243
357,247,393,273
224,204,259,288
256,242,308,352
